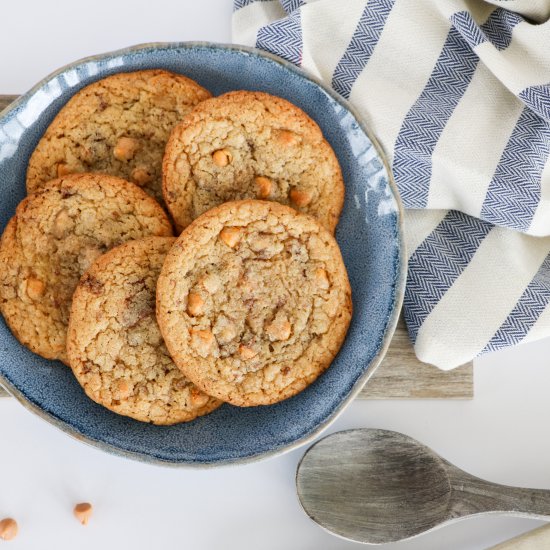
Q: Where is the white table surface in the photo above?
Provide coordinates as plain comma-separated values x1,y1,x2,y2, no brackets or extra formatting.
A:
2,2,550,549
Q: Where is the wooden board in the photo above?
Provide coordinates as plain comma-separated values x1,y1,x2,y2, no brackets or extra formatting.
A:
361,316,473,399
0,94,473,400
0,95,14,112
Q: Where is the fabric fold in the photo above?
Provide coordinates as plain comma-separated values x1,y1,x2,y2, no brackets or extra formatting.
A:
233,0,550,369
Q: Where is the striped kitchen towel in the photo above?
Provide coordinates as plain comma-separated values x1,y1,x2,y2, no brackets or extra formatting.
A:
233,0,550,369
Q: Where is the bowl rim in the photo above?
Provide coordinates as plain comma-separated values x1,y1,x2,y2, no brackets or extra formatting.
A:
0,41,407,468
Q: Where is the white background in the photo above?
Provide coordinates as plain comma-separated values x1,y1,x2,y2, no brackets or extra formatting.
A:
2,1,550,549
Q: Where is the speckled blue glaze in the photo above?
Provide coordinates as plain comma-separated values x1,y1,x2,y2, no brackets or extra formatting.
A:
0,43,405,466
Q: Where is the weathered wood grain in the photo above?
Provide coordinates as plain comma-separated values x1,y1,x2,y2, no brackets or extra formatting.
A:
297,428,450,544
0,94,473,400
360,316,473,399
297,429,550,545
0,95,15,111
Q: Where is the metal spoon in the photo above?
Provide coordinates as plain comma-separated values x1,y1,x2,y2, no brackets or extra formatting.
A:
296,429,550,545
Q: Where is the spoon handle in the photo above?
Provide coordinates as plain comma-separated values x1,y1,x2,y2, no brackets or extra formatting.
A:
448,466,550,519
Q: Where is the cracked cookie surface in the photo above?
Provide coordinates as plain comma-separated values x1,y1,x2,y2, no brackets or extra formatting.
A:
67,237,221,424
156,200,352,407
0,173,173,363
162,91,344,232
27,70,211,205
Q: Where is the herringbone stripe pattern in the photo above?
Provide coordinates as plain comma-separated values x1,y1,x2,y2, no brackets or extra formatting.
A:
331,0,394,99
484,253,550,352
450,11,487,49
481,106,550,231
256,9,303,65
280,0,304,14
520,84,550,123
452,9,521,51
393,7,523,210
235,0,550,365
234,0,271,10
404,210,493,342
393,27,479,208
480,8,522,50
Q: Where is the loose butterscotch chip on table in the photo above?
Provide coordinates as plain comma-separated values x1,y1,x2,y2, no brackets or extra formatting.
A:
73,503,93,526
156,200,352,407
0,174,172,364
162,91,344,232
0,518,18,541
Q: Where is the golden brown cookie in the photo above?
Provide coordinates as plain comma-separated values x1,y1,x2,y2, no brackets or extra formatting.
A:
156,200,352,407
26,70,211,205
0,173,173,363
67,237,221,424
162,91,344,232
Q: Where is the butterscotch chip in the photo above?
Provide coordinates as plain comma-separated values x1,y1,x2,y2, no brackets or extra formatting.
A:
56,162,73,177
26,277,46,300
254,176,272,198
219,226,241,248
277,129,298,146
67,237,220,424
116,379,132,399
212,149,232,167
314,268,330,289
162,91,344,232
157,200,352,407
73,503,93,526
113,137,140,161
187,292,204,316
266,314,292,341
290,188,312,207
27,70,211,205
238,344,257,360
0,518,18,541
0,174,172,363
190,329,215,358
190,386,210,407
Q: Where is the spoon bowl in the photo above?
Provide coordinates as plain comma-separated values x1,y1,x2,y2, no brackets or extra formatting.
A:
296,429,550,544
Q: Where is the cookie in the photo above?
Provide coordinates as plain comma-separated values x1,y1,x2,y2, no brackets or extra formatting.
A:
26,70,211,205
0,173,173,363
156,200,352,407
162,91,344,232
67,237,221,424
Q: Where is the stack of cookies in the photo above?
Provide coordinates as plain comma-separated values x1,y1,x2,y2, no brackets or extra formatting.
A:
0,70,352,425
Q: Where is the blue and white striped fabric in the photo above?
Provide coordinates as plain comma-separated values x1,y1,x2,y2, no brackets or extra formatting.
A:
233,0,550,369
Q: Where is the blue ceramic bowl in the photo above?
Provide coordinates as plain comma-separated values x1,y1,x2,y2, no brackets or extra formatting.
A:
0,43,405,466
